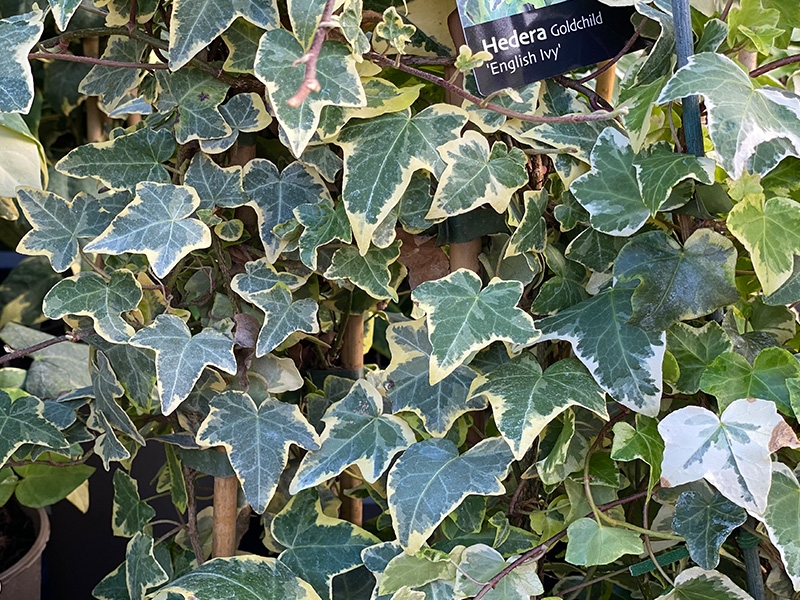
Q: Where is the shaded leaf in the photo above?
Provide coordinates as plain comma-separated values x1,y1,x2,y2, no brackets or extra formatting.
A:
325,241,401,302
0,391,67,466
230,257,307,296
454,544,543,600
78,37,147,113
196,390,319,513
90,352,145,449
13,462,94,507
507,190,547,257
295,200,352,271
125,533,169,600
185,153,248,209
656,567,753,599
633,144,714,214
666,322,732,395
112,469,156,538
611,415,663,494
155,68,231,144
200,92,271,154
565,518,643,566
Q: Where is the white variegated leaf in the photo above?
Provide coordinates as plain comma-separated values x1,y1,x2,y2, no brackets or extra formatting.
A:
0,9,44,114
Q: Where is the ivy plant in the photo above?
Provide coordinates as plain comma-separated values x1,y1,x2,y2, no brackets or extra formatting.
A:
0,0,800,598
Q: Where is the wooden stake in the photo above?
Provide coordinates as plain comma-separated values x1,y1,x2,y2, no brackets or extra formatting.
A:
339,313,364,526
594,61,616,104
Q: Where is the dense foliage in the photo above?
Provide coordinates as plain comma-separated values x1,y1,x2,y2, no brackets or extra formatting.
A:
0,0,800,598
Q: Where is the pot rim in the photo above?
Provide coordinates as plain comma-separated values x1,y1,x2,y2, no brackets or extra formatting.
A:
0,505,50,585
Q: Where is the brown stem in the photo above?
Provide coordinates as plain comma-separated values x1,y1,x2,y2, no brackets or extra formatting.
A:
183,465,206,564
720,0,735,21
553,74,613,112
5,451,94,468
367,52,623,124
0,329,94,365
29,52,168,70
750,54,800,78
127,0,138,32
287,0,338,108
473,489,651,599
575,18,645,85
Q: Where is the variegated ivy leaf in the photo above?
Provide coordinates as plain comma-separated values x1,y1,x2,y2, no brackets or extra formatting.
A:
43,271,142,344
196,390,319,513
272,489,379,599
384,319,481,438
614,229,739,330
659,398,800,512
291,380,415,493
324,241,402,302
374,6,416,54
199,92,272,154
412,270,539,384
426,131,528,221
168,0,278,70
656,567,752,600
565,519,643,566
666,321,732,395
84,182,211,279
0,390,67,466
570,129,714,236
231,257,307,296
295,200,352,270
338,106,468,254
727,194,800,295
454,544,544,600
255,29,365,157
112,469,155,538
339,0,370,59
378,546,459,595
125,533,169,600
15,187,129,272
658,52,800,178
610,415,664,494
0,8,44,113
155,68,231,144
342,77,425,126
536,283,666,417
221,19,264,74
699,347,800,415
288,0,325,50
78,37,147,114
507,190,547,257
232,282,319,356
752,463,800,589
184,153,248,209
387,437,515,553
129,314,237,415
672,487,746,570
56,127,176,191
89,352,145,447
150,556,322,600
243,159,331,262
469,354,607,461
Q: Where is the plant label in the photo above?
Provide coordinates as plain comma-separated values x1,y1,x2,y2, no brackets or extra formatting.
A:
456,0,641,95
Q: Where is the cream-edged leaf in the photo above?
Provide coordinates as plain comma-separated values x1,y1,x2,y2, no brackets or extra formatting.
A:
324,241,401,302
658,398,800,512
454,544,544,600
112,469,155,538
200,92,272,154
291,380,415,493
125,533,168,600
656,567,753,599
294,200,352,270
0,391,67,467
184,152,248,209
84,182,211,279
155,68,232,144
78,37,147,114
129,314,237,415
196,390,319,513
412,270,539,384
0,9,44,114
387,437,514,553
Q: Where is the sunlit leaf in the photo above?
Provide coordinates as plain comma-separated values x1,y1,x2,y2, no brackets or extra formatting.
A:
78,37,147,114
656,567,752,599
0,8,44,114
454,544,544,600
565,518,643,566
185,153,248,209
199,92,272,154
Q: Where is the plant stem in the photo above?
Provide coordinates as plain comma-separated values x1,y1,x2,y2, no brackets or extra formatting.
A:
29,51,167,69
183,466,206,564
574,18,646,84
287,0,337,107
0,329,95,365
750,54,800,78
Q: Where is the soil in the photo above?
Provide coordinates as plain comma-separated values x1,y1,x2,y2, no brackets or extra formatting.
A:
0,500,36,573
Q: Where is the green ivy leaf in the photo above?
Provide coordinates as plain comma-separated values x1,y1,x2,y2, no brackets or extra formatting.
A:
565,519,643,566
614,230,739,330
384,319,480,437
634,145,715,213
255,30,365,157
84,182,210,279
338,106,467,253
295,200,352,270
168,0,278,70
454,544,544,600
231,282,319,356
469,354,607,461
150,556,322,600
659,398,799,512
324,241,401,302
55,127,176,191
15,188,128,272
112,469,156,538
291,380,415,493
200,92,272,154
536,283,665,417
0,391,67,466
426,132,528,220
129,314,237,415
565,227,625,273
727,194,800,295
656,567,752,599
43,271,142,344
13,462,94,507
699,347,800,414
412,269,539,384
753,463,800,589
78,37,147,114
125,532,169,600
155,68,231,144
243,159,331,262
185,153,248,210
272,489,379,599
672,488,746,570
610,415,664,494
666,322,732,394
0,9,44,113
387,437,514,553
196,390,319,513
658,52,800,178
